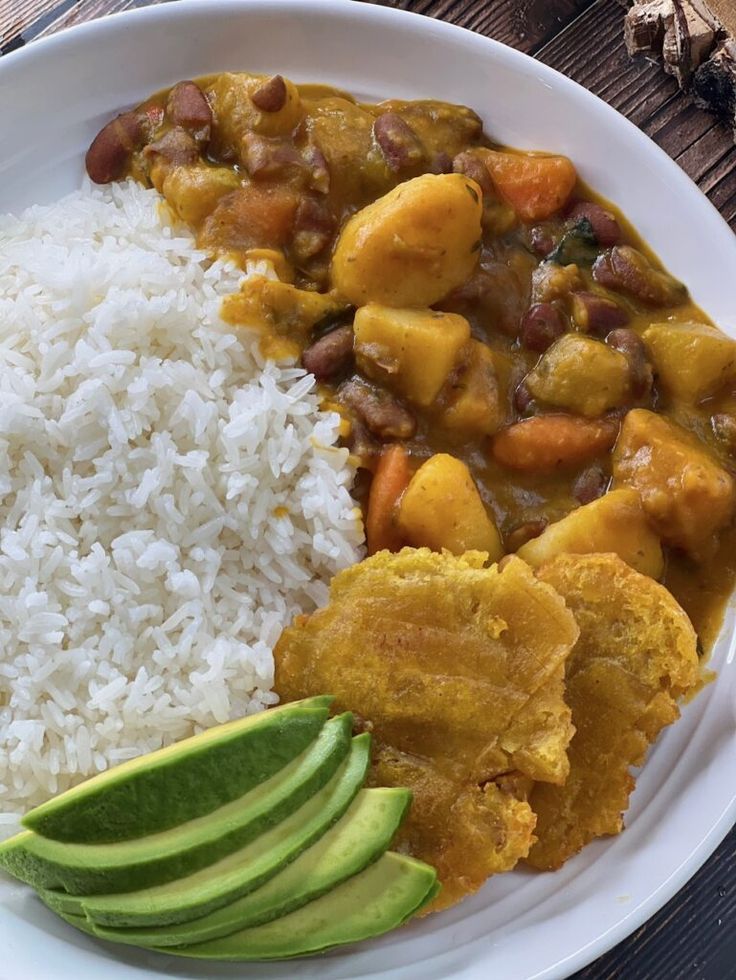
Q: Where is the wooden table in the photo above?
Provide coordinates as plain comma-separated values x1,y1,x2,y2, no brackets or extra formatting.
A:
1,1,735,977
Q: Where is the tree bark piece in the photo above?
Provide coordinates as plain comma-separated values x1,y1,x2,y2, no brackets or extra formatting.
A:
622,0,736,136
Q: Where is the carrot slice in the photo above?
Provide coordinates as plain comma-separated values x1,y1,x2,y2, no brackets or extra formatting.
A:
366,444,411,555
492,415,619,473
481,150,577,222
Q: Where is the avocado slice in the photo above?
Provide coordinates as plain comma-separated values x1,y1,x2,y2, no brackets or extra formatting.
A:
22,696,332,843
0,713,352,895
159,852,438,960
57,733,373,929
49,852,437,960
74,784,412,944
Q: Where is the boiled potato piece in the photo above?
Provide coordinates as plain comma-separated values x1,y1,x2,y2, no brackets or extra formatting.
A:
155,165,241,227
643,321,736,403
524,334,631,417
397,454,503,560
354,304,471,407
221,277,347,359
206,73,304,150
612,409,735,560
441,341,511,438
517,487,664,578
331,173,483,307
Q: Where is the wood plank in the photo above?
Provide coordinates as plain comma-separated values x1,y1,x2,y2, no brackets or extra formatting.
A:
0,0,70,48
0,0,166,50
362,0,599,53
538,0,736,229
31,0,169,40
573,828,736,979
0,0,601,56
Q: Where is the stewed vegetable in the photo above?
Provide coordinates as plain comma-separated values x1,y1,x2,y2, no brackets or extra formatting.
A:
86,71,736,646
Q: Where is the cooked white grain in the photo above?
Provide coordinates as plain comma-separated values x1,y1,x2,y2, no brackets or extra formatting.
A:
0,179,363,823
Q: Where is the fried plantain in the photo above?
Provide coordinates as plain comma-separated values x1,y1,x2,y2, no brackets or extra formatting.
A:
275,548,579,908
527,553,700,871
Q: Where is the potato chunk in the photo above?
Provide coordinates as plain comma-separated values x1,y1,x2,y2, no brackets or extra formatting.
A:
441,340,510,438
643,321,736,403
205,73,304,153
528,554,699,870
154,164,240,227
331,173,482,307
275,549,579,908
612,409,736,560
221,276,347,359
398,454,503,560
524,334,632,417
354,304,470,407
517,487,664,578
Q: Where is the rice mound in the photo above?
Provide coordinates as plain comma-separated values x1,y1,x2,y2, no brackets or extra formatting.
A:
0,179,363,819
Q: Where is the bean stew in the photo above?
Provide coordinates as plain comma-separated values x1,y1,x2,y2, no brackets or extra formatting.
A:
86,72,736,651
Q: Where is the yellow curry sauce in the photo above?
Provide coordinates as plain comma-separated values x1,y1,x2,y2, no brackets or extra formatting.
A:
84,72,736,650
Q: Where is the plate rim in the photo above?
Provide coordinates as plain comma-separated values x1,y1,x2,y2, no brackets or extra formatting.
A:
0,2,735,979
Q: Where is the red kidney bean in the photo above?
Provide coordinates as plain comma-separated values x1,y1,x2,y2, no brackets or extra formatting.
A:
292,196,336,260
529,225,556,258
567,201,621,246
571,291,629,336
593,246,687,307
251,75,288,113
302,326,354,380
346,419,380,464
429,151,453,174
242,133,304,179
339,378,416,441
605,327,647,359
304,145,330,194
453,151,494,197
519,303,565,353
85,111,146,184
605,327,654,400
572,466,609,504
143,128,199,167
373,113,425,171
166,81,212,142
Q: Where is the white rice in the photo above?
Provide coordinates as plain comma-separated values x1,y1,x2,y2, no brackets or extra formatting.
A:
0,179,363,823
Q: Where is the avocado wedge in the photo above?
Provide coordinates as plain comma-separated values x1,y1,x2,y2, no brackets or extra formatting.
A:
159,852,438,960
0,712,352,895
23,696,332,843
56,733,373,929
49,851,437,960
73,785,411,944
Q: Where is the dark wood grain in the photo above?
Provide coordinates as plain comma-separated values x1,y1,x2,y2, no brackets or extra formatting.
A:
0,0,168,50
0,2,735,979
364,0,598,52
537,0,736,229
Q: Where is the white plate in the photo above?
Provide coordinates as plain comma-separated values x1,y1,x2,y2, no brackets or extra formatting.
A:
1,2,735,977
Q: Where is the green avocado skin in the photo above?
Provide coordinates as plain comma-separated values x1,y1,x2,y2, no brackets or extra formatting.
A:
22,696,332,844
47,852,438,962
64,733,374,929
159,852,438,961
76,784,412,943
0,713,352,895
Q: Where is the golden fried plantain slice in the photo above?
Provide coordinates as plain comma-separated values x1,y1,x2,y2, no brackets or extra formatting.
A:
527,553,700,871
369,745,536,911
275,548,579,907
